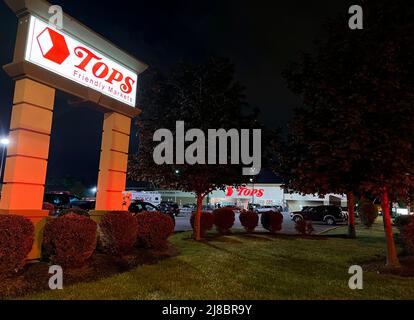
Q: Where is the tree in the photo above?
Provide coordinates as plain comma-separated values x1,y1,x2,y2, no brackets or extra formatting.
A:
281,0,414,266
128,57,261,240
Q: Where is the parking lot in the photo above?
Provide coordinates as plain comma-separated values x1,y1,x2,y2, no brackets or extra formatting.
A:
175,211,345,234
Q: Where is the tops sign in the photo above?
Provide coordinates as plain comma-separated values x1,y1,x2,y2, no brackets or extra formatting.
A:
25,16,138,107
225,186,264,198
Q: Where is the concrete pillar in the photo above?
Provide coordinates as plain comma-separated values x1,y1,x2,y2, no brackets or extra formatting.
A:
95,112,131,211
0,78,55,259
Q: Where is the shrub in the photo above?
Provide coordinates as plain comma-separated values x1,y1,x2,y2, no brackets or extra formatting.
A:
261,210,283,233
213,207,235,234
295,219,314,235
403,218,414,254
136,211,174,249
394,215,412,231
42,202,55,216
99,211,139,256
58,208,90,217
239,210,258,232
190,211,214,237
0,215,34,278
396,215,414,255
358,199,378,228
43,214,97,268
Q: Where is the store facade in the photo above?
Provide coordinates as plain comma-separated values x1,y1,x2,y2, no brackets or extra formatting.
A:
154,183,347,211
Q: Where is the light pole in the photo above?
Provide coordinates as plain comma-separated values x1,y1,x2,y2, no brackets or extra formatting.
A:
0,137,10,183
250,177,255,207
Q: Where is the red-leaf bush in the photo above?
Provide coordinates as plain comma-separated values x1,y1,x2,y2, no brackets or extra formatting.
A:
43,214,97,267
190,211,214,237
136,211,174,249
213,207,235,234
0,215,34,278
239,210,258,232
99,211,139,256
261,210,283,233
58,208,90,218
295,219,314,235
402,216,414,254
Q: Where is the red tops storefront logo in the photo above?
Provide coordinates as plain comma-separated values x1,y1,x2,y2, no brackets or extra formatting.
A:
35,26,135,95
225,186,264,197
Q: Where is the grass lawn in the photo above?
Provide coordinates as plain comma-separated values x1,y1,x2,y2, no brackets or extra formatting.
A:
23,221,414,300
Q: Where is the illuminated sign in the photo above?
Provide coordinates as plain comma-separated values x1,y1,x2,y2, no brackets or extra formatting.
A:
25,16,138,107
225,186,264,198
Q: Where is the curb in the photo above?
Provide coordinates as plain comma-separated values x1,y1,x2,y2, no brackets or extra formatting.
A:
317,226,340,235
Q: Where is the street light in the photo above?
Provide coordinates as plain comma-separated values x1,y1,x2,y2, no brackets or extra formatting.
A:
0,137,10,184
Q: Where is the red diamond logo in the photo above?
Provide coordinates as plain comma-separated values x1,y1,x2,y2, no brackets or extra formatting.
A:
36,27,70,65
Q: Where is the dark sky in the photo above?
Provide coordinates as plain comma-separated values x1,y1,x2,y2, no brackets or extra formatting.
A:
0,0,352,187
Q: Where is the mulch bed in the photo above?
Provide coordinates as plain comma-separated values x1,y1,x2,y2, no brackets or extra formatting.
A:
0,244,180,299
363,255,414,277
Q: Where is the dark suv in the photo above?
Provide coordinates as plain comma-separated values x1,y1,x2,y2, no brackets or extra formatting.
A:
128,200,175,223
44,192,82,214
158,201,180,217
291,205,346,225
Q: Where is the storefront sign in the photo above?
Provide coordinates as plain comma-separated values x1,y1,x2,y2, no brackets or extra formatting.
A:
25,15,138,107
225,186,264,198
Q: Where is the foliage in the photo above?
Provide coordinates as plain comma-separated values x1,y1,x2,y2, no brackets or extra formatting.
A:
43,214,97,267
239,210,259,233
281,0,414,199
294,219,314,235
99,212,139,256
190,211,214,237
213,207,235,234
128,57,264,239
0,215,34,278
261,210,283,233
394,215,412,231
402,217,414,254
58,208,90,217
136,211,174,249
358,199,378,228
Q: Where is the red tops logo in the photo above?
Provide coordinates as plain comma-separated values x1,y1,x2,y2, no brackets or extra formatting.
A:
35,26,135,95
73,47,135,94
225,186,264,197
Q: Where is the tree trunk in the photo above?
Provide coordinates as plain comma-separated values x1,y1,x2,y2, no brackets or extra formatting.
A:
347,192,356,238
381,187,400,267
194,194,203,241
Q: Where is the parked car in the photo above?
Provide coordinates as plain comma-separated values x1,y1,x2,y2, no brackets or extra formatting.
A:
341,207,349,220
159,201,180,216
44,192,82,214
291,205,346,225
180,204,196,215
128,200,175,223
71,199,96,211
191,204,215,214
255,205,283,214
223,205,242,214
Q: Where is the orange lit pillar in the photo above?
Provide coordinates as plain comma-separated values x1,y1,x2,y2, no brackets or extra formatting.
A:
95,112,131,211
0,78,55,259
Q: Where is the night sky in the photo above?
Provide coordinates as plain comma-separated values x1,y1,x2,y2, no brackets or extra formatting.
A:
0,0,353,187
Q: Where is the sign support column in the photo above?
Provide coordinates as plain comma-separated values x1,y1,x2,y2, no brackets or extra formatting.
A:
0,78,55,259
94,112,131,213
